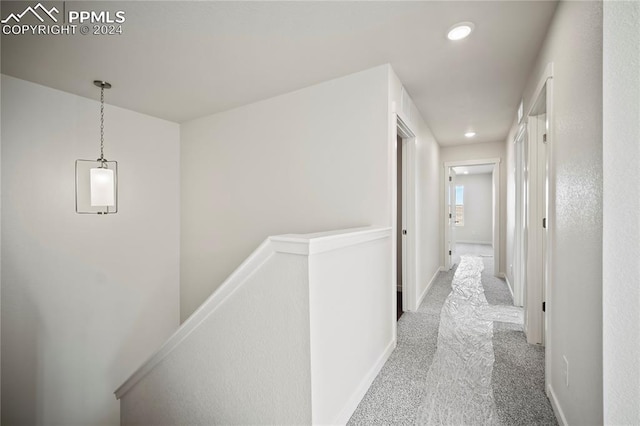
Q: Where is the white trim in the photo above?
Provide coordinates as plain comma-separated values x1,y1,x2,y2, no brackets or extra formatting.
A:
417,268,441,308
513,123,527,308
392,113,419,314
333,339,396,425
504,274,515,300
544,72,555,395
528,62,554,118
115,226,392,400
443,158,501,276
444,158,501,168
547,384,568,426
522,64,554,397
271,226,391,255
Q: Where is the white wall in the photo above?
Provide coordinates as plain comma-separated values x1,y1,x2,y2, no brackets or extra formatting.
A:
455,173,493,244
504,1,603,423
180,66,390,320
121,245,313,425
440,141,506,273
603,1,640,424
307,229,392,424
388,68,442,307
1,76,180,425
118,227,392,425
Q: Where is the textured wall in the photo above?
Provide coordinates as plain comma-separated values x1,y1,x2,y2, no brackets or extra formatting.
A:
119,228,392,425
603,1,640,423
504,1,603,423
121,251,313,425
1,76,180,425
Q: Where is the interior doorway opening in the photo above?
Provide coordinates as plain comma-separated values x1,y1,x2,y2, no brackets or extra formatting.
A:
521,73,552,348
512,63,553,391
393,113,417,325
396,134,404,320
443,158,501,277
450,164,495,266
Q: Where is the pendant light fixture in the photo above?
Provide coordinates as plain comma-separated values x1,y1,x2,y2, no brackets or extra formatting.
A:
75,80,118,214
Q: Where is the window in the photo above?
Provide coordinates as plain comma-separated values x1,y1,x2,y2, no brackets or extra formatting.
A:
455,185,464,226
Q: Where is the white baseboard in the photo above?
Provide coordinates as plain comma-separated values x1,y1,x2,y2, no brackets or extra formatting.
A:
417,268,440,308
504,274,515,299
547,384,568,426
333,339,396,425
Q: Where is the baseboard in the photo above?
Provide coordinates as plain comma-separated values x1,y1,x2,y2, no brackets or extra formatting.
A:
333,339,396,425
504,274,515,299
547,384,568,426
417,268,440,308
439,265,447,272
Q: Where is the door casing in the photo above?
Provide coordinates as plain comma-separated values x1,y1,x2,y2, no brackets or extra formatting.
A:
443,159,501,277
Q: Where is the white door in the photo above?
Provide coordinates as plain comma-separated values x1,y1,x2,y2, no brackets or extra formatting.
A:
525,109,547,345
537,113,548,343
514,125,527,307
448,167,457,269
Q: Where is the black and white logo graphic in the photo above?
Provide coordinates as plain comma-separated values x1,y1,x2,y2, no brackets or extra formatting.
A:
1,3,59,24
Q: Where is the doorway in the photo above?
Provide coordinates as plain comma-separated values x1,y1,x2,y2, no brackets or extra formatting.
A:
522,76,551,347
443,158,501,277
512,63,553,392
513,123,527,308
393,114,417,325
396,135,403,320
450,164,495,266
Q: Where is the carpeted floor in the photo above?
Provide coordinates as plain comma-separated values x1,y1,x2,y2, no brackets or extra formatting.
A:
347,246,557,425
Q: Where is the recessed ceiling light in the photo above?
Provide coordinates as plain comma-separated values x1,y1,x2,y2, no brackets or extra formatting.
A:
465,131,476,138
464,171,469,175
447,22,475,41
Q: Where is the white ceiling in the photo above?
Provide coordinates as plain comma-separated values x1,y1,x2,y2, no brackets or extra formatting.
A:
1,1,557,146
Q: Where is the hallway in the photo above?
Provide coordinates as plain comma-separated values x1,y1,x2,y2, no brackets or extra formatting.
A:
348,250,556,425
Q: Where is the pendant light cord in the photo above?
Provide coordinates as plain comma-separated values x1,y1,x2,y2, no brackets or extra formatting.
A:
100,86,105,164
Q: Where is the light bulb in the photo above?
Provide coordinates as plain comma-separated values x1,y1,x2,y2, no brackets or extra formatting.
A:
90,168,115,207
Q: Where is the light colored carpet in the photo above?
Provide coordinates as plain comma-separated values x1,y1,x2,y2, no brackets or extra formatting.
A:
347,247,557,425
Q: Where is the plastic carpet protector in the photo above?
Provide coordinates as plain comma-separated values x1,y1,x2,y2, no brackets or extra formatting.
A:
415,256,524,426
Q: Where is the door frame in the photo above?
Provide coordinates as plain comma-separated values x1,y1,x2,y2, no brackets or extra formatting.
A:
523,63,554,392
443,158,501,276
513,122,527,308
390,109,418,326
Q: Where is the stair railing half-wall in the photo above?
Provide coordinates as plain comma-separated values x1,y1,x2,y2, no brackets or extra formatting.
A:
115,227,394,425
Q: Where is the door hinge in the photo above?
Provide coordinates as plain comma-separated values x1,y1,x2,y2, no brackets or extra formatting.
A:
449,213,452,219
449,176,452,182
543,218,547,228
449,250,452,256
543,133,547,143
542,301,546,312
402,229,407,235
